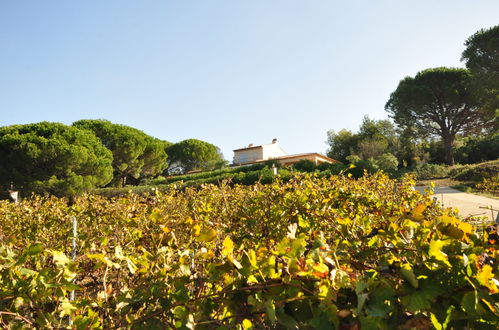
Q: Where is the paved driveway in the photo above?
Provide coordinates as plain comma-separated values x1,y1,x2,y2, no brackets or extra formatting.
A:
415,186,499,222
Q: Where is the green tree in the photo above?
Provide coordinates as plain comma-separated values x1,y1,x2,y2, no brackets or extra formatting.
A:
358,116,398,142
374,152,399,172
385,67,490,165
0,122,113,197
462,24,499,123
397,126,429,166
166,139,226,174
327,117,402,163
455,132,499,164
357,139,389,160
73,120,168,186
326,129,358,162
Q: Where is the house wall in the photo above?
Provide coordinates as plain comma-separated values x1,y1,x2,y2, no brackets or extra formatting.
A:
233,141,288,165
233,148,263,164
262,143,287,160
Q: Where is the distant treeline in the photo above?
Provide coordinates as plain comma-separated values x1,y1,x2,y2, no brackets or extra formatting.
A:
0,120,225,197
328,25,498,168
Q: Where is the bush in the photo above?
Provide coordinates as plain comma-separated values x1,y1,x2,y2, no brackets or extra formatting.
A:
375,152,399,172
456,133,499,164
345,158,379,178
293,159,316,172
412,163,450,180
449,160,499,182
316,162,348,174
475,174,499,194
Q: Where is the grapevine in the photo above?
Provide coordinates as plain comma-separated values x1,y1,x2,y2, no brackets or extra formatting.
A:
0,172,497,329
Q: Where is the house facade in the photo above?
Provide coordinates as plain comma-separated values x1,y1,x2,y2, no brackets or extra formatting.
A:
232,139,287,165
232,139,336,166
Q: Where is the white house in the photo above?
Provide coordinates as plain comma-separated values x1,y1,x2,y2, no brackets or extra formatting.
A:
232,139,287,165
232,139,336,166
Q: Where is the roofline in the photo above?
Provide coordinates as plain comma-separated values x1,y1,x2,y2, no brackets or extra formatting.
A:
233,145,263,152
274,153,338,162
233,153,338,165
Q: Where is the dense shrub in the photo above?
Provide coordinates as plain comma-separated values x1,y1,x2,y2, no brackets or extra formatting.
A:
412,163,450,180
375,152,399,171
449,160,499,182
292,159,316,172
316,162,348,174
456,133,499,164
475,175,499,194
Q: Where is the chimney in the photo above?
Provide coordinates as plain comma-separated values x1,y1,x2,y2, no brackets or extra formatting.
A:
272,138,278,144
248,143,254,147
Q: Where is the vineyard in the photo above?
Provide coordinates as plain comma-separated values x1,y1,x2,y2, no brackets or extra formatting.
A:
0,173,498,329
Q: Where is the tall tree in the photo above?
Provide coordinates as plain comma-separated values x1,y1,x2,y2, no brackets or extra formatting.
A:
73,120,168,185
461,25,499,127
357,116,400,159
326,117,401,163
0,122,113,197
326,129,358,163
385,67,490,165
166,139,226,174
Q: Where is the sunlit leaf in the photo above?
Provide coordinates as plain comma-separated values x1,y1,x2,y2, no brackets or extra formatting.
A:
476,265,499,293
197,227,217,242
221,236,234,257
428,240,451,267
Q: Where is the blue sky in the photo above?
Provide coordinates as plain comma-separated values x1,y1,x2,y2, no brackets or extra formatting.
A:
1,1,498,161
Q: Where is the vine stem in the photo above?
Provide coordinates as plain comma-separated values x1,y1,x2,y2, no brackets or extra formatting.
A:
26,292,52,328
103,265,109,302
0,311,34,326
122,279,315,327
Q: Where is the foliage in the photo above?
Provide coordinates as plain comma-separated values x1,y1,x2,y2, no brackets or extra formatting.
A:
344,156,379,178
463,25,499,80
95,164,285,197
385,67,492,165
449,160,499,182
397,126,429,167
462,24,499,123
411,163,451,180
166,139,226,174
423,139,448,165
475,175,499,194
73,119,169,186
374,153,399,172
0,122,113,197
327,117,402,164
455,133,499,164
326,129,358,162
293,160,316,172
357,139,388,160
316,162,348,174
0,173,497,328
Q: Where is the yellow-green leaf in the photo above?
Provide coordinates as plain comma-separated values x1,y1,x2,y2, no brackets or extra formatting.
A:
429,240,450,267
476,265,499,293
222,236,234,257
50,250,70,267
197,227,217,242
242,319,254,329
400,263,419,288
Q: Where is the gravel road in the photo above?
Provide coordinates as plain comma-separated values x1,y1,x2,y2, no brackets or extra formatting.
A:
415,186,499,222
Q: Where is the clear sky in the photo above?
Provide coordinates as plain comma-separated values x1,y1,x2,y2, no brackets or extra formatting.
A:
1,1,498,161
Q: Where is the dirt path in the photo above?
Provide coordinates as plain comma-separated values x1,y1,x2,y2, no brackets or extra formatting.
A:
415,186,499,222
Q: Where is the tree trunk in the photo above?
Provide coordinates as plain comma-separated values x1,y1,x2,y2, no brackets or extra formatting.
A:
442,132,455,166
